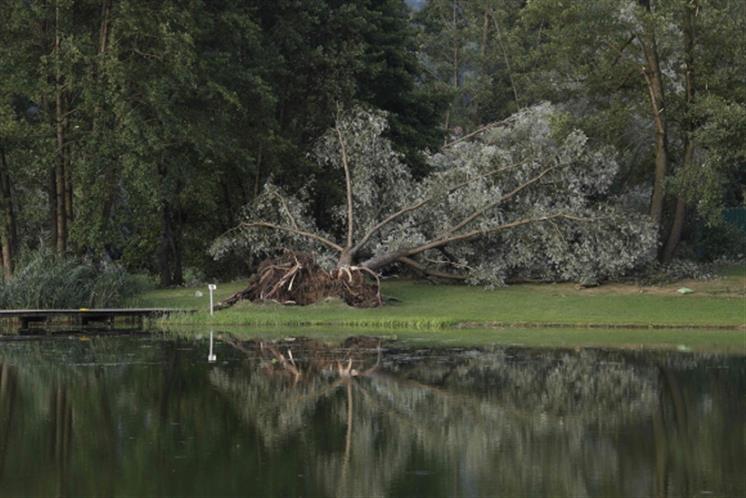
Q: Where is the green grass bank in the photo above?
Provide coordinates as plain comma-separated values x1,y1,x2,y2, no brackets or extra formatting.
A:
130,265,745,330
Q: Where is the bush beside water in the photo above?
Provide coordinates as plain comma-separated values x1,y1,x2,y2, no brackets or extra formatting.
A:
0,251,147,309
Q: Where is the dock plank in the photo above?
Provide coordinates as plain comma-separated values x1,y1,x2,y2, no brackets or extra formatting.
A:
0,308,195,332
0,308,193,317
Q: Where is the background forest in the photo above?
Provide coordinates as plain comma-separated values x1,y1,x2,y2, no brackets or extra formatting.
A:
0,0,743,290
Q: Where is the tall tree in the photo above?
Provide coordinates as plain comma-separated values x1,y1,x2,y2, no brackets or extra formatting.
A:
513,0,746,259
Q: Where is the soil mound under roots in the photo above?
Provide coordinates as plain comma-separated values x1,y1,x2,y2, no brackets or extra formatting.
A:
217,252,381,309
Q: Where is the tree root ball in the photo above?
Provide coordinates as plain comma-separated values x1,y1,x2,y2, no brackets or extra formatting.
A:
217,252,382,309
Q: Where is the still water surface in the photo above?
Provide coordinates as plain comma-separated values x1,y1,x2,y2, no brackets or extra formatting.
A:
0,334,743,497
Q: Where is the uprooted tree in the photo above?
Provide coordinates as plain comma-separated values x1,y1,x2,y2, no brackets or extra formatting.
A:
211,103,657,307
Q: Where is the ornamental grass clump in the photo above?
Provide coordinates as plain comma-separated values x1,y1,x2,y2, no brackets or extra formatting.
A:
0,250,138,309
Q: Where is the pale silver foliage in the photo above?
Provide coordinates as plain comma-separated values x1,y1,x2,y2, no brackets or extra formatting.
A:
211,103,657,284
314,107,418,245
210,182,338,269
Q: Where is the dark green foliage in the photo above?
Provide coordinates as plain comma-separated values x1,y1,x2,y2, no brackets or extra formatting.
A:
0,0,743,289
0,0,445,286
688,222,746,262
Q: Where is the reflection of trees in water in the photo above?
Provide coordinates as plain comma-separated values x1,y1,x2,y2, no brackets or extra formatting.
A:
209,342,746,497
0,337,225,497
0,363,17,478
388,349,659,424
211,344,671,496
0,338,742,497
651,359,746,498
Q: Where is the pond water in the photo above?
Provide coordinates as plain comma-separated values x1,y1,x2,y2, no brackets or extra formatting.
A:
0,333,743,498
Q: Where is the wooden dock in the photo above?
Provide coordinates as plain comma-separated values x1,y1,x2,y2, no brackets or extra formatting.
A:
0,308,194,332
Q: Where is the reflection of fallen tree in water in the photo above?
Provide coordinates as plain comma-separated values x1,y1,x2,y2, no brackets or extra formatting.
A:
211,334,382,449
220,334,383,382
210,339,668,497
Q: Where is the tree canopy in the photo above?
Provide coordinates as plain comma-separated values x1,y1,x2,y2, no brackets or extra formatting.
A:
1,0,742,286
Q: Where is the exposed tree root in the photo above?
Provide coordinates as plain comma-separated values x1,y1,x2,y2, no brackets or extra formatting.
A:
216,251,382,310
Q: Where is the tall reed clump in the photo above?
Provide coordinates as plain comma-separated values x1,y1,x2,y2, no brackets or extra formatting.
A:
0,250,144,309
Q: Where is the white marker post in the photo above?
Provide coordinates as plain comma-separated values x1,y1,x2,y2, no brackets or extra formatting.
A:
208,330,217,363
208,284,217,316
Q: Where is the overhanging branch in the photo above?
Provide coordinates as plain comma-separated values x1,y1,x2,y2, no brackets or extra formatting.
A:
442,165,557,238
352,162,524,256
409,213,594,260
360,212,589,271
441,116,513,150
240,221,344,253
397,256,467,281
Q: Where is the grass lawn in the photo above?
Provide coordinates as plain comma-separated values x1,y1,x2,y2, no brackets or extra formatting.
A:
130,263,746,330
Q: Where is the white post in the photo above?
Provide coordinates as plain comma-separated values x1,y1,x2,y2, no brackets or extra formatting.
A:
208,330,217,363
208,284,217,316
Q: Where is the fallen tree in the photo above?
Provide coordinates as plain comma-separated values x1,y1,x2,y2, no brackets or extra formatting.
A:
212,104,656,307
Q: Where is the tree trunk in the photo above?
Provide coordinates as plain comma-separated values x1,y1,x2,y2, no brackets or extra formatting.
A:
663,196,686,262
0,146,17,280
98,0,111,55
253,143,263,198
64,138,73,230
360,250,405,272
491,12,520,107
49,166,57,249
96,0,117,234
663,1,698,262
55,118,66,254
480,8,489,58
638,0,669,227
451,0,459,92
173,203,184,285
158,199,176,287
157,165,184,287
337,250,354,268
443,0,460,139
54,0,67,254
